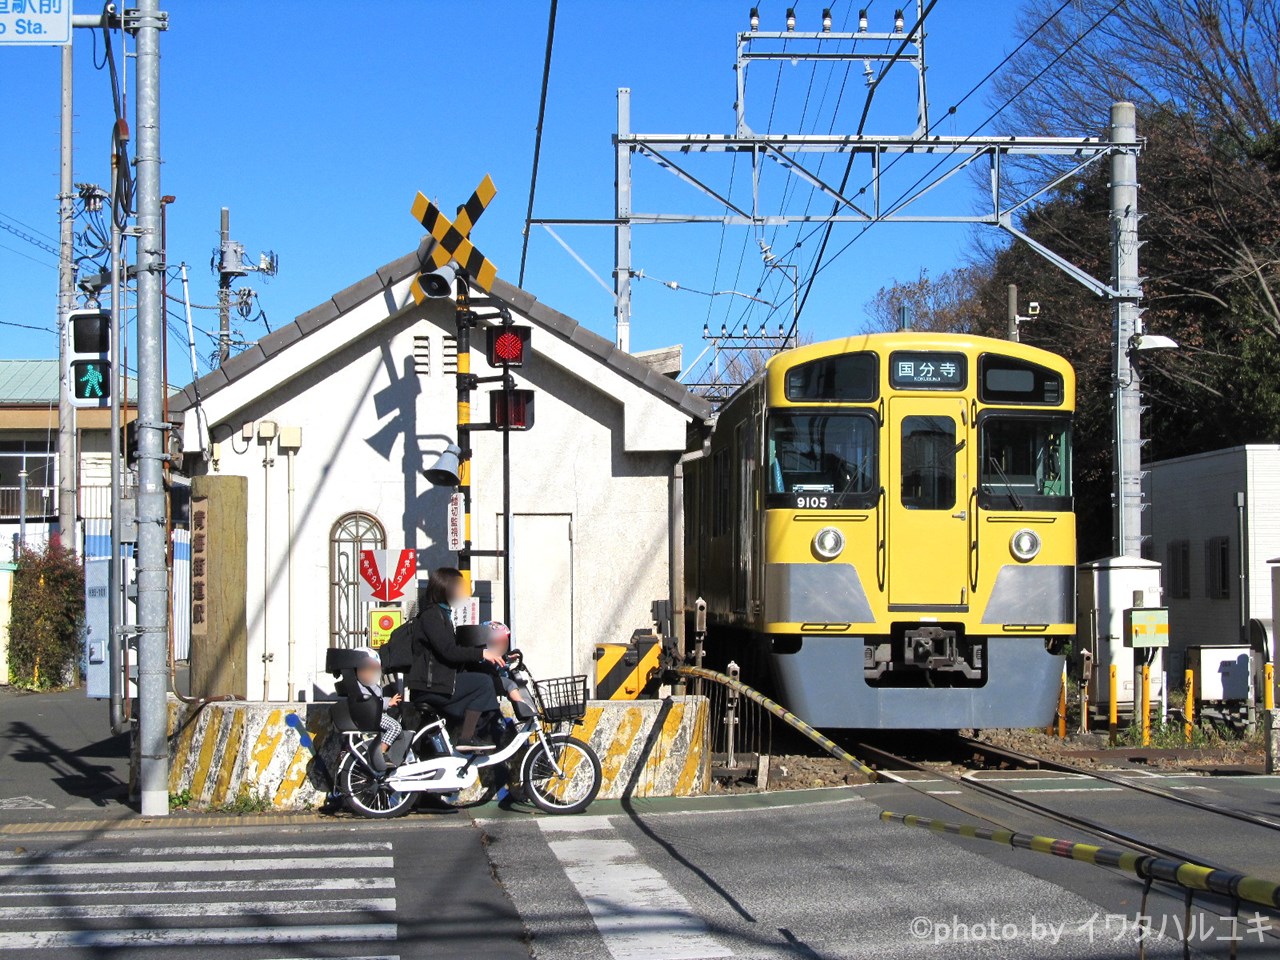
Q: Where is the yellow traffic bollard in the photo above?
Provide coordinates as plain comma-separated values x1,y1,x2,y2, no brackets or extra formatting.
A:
1184,668,1195,744
1140,661,1151,747
1266,662,1275,712
1108,664,1118,745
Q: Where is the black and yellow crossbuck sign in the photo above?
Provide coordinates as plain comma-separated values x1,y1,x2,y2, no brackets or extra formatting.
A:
409,175,499,301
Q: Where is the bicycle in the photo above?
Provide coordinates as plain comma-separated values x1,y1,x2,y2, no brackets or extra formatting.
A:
327,649,602,818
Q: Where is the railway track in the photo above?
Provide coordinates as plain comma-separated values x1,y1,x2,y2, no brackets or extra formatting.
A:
849,733,1280,882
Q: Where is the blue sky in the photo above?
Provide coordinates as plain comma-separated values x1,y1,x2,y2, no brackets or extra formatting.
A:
0,1,1035,386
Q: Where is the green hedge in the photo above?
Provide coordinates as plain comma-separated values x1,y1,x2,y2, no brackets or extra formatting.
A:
8,537,84,690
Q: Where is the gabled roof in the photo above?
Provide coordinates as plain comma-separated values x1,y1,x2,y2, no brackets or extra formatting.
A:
169,241,712,422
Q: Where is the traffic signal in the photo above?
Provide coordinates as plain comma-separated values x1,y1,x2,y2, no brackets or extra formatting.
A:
490,389,535,431
486,325,531,368
67,308,112,409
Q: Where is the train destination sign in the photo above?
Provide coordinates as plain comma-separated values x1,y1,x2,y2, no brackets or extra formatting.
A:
889,351,967,390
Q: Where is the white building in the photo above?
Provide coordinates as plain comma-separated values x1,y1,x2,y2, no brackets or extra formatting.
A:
1144,445,1280,675
171,242,711,700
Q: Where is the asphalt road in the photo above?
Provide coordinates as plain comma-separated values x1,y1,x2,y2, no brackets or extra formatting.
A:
3,685,1278,958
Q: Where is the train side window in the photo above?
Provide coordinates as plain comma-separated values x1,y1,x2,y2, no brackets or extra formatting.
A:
979,354,1064,405
711,449,731,537
900,416,957,510
785,353,878,402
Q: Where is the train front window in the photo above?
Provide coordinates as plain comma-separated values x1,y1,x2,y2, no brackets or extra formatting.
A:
767,413,877,509
979,416,1072,511
900,416,957,510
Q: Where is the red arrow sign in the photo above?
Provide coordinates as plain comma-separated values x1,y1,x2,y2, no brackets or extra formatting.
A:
358,550,418,603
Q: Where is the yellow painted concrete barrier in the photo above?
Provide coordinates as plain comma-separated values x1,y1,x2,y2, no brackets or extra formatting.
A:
168,695,710,810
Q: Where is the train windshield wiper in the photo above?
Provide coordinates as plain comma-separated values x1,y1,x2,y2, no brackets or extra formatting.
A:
986,457,1025,510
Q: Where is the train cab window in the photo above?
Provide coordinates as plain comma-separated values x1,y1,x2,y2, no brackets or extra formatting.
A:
979,416,1072,511
767,413,877,508
785,353,878,402
900,416,957,510
979,355,1064,405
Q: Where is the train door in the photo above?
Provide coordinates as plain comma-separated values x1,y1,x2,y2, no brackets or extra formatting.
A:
887,397,970,607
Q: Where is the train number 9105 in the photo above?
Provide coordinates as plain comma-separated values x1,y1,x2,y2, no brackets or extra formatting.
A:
795,495,830,509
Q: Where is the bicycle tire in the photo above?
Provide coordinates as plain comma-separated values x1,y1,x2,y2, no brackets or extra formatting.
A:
519,733,601,815
338,742,419,819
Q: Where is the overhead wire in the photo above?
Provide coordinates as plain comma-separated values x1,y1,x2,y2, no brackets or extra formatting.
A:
518,0,559,288
780,0,1128,334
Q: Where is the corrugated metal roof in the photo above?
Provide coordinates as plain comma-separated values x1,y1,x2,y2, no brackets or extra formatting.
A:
0,358,146,404
0,360,59,404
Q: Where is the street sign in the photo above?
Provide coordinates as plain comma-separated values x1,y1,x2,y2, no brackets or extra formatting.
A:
0,2,72,46
409,175,499,296
447,492,464,551
368,608,403,649
358,549,417,603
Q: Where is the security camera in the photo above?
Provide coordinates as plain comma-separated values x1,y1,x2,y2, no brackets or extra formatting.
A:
1027,301,1040,317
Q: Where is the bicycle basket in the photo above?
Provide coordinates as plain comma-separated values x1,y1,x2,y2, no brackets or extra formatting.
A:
535,675,589,723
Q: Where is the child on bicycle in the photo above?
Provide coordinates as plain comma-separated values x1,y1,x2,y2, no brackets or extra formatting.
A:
483,622,536,720
353,646,403,771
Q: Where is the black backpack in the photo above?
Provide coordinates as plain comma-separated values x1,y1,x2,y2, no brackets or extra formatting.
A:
378,620,416,672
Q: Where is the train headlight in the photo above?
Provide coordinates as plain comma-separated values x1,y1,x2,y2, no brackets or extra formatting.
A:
813,526,845,560
1010,528,1041,562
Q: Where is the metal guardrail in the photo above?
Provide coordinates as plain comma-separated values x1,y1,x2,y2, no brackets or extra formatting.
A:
881,810,1280,910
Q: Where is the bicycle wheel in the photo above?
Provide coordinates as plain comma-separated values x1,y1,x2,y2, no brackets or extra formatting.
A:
519,733,601,815
339,741,418,819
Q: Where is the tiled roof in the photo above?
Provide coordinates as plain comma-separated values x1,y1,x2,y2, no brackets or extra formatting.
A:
169,241,713,422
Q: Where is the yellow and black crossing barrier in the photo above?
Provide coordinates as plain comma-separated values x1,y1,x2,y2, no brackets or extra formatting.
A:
880,810,1280,910
676,665,878,781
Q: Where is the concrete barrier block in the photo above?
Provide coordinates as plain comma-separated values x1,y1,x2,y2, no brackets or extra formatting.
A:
1267,709,1279,775
569,696,710,800
166,694,710,811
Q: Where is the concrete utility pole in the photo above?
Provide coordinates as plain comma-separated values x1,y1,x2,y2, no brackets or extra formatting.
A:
1110,102,1143,559
218,207,231,364
1007,284,1019,343
132,0,170,817
57,44,76,539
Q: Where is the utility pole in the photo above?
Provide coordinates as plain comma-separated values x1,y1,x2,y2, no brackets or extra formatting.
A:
613,88,632,353
1007,284,1019,343
1110,102,1143,559
132,0,170,817
218,207,231,364
57,44,76,540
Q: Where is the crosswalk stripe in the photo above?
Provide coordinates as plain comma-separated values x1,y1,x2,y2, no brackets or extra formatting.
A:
0,876,394,897
0,842,392,859
0,897,396,921
0,923,398,950
546,835,733,960
0,855,391,877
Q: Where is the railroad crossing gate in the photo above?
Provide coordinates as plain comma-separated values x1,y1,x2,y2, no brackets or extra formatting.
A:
409,174,499,297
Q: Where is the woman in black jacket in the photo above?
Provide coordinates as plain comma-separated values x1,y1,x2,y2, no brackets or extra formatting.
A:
407,567,504,751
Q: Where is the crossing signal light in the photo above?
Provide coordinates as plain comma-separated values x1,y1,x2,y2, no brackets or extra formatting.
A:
486,325,530,368
490,389,535,431
67,308,112,409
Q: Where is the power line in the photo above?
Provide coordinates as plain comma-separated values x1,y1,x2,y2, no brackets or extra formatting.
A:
0,319,56,333
518,0,559,287
778,0,1131,343
0,210,59,244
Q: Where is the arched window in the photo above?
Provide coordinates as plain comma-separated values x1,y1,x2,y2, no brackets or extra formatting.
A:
329,511,386,649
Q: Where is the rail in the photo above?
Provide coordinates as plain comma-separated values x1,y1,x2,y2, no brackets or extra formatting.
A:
676,665,879,781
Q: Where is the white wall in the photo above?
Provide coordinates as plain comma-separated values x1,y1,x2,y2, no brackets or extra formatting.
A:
1146,446,1280,672
195,299,681,700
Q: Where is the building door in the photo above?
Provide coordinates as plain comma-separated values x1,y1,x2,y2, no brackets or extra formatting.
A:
510,513,574,678
888,398,970,608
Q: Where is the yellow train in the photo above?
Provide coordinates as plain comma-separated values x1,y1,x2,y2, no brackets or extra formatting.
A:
684,332,1075,728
